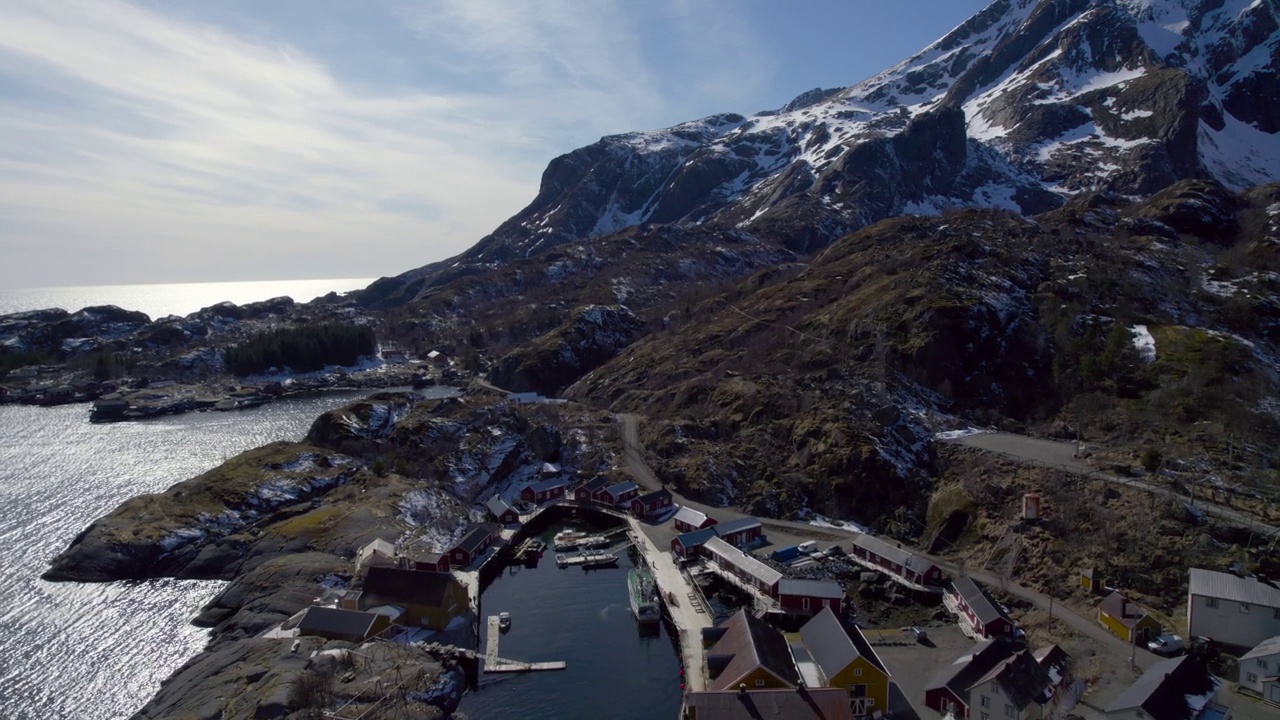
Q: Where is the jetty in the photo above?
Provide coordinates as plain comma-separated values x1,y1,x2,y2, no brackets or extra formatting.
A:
482,615,566,673
627,519,712,691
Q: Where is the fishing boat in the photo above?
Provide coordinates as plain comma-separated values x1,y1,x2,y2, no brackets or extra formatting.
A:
498,611,511,632
628,566,661,624
580,552,618,570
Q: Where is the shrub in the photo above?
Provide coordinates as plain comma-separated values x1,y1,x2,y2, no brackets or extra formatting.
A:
224,324,376,376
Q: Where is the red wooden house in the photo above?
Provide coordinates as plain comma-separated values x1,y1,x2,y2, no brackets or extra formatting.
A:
673,506,717,533
520,478,568,504
595,480,639,508
950,576,1016,639
630,489,674,518
670,528,719,559
848,534,943,586
778,578,844,616
574,475,610,504
486,495,520,525
449,524,496,567
712,517,763,548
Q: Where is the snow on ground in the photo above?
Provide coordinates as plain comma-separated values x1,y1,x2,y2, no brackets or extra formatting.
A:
1131,324,1157,362
935,428,989,441
1198,113,1280,190
804,512,868,534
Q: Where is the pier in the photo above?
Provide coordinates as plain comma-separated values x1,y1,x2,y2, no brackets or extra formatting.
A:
628,519,712,692
482,615,566,673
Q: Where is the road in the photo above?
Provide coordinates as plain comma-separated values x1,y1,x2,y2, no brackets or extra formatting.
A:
947,432,1279,535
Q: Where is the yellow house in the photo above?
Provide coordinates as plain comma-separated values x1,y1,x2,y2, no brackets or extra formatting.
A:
703,610,800,691
799,607,891,716
1098,590,1161,644
358,566,468,630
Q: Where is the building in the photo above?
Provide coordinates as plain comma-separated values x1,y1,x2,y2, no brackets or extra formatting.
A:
296,606,392,644
426,350,448,366
596,480,640,507
714,517,763,548
672,528,720,559
449,524,496,567
486,494,520,525
797,607,890,715
1187,568,1280,650
1238,635,1280,703
355,538,397,574
520,477,568,504
630,489,674,518
779,578,845,617
703,537,782,596
400,538,451,573
1098,591,1161,645
682,688,853,720
925,637,1073,719
703,609,800,691
1104,655,1227,720
847,534,943,587
574,475,611,504
674,506,717,533
357,567,468,630
951,576,1017,639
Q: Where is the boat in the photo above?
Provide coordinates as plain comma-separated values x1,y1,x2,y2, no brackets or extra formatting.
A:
498,611,511,632
580,553,618,570
628,566,661,624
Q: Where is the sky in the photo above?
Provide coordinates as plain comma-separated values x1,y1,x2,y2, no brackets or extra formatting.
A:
0,0,992,289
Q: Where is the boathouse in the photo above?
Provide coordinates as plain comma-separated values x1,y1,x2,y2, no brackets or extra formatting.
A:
702,609,800,691
848,534,942,587
574,475,611,504
297,606,391,644
520,477,568,504
778,578,844,617
449,523,496,567
630,489,674,518
674,506,717,533
950,576,1016,639
703,537,782,596
713,517,763,548
671,528,720,559
486,494,520,525
357,567,468,630
596,480,639,508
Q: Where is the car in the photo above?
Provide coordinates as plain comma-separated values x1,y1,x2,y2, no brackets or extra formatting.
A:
1147,634,1185,656
906,626,928,643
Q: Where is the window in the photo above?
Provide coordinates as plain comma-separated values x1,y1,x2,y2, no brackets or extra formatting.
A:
1206,596,1219,608
991,684,1000,695
1241,603,1252,613
981,697,991,708
755,679,765,687
981,714,990,720
1259,659,1270,671
1275,607,1280,620
854,668,862,677
1005,704,1016,718
803,598,810,610
1246,672,1258,683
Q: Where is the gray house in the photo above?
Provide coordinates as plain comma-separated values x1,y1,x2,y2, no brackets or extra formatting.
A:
1186,568,1280,650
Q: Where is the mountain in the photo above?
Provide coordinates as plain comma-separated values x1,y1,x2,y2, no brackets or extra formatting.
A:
364,0,1277,293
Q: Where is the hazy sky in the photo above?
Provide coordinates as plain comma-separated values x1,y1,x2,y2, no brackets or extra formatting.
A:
0,0,991,288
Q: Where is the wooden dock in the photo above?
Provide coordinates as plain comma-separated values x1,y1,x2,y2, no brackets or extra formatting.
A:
483,615,566,674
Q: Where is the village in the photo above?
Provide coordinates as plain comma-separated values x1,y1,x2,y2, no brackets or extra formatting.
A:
259,444,1280,720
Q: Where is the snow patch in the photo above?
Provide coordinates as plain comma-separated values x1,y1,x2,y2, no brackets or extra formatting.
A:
935,428,989,441
1131,324,1157,362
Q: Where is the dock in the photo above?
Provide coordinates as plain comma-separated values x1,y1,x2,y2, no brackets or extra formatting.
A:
628,519,712,691
483,615,566,673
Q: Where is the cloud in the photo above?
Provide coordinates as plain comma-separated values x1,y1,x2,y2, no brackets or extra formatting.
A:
0,0,779,288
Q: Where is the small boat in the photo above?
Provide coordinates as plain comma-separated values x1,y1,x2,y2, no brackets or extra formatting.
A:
580,553,618,570
629,567,661,624
498,612,511,632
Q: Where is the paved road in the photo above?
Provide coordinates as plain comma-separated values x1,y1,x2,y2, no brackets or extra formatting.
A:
948,432,1279,535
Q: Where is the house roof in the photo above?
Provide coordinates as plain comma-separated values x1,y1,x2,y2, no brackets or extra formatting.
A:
603,480,639,497
953,576,1013,627
1241,635,1280,662
674,528,720,550
298,606,383,640
800,606,888,682
525,477,568,494
674,506,712,527
1189,568,1280,608
925,637,1021,705
361,567,462,608
704,537,783,588
486,494,515,517
682,688,853,720
1105,656,1222,720
849,534,935,575
577,475,611,494
970,645,1056,712
707,609,801,691
779,578,844,600
453,524,495,556
1099,590,1153,629
634,488,672,506
715,517,762,536
357,538,396,562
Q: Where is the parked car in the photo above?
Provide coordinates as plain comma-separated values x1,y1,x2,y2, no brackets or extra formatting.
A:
1147,634,1185,656
906,626,928,643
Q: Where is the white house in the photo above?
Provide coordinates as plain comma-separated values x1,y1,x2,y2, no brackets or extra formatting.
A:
1187,568,1280,650
1238,635,1280,705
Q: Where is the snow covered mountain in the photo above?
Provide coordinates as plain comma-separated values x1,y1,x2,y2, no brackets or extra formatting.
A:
451,0,1279,264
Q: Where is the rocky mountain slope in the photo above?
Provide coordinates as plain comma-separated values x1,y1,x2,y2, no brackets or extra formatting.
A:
364,0,1278,311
